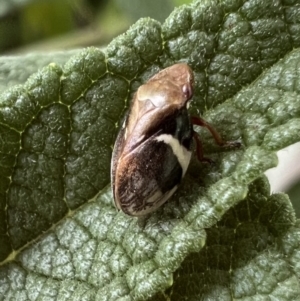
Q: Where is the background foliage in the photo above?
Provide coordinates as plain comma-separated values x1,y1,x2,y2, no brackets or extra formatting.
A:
0,0,300,300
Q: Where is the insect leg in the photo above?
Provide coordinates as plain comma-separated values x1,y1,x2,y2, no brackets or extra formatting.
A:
192,131,213,163
191,116,240,148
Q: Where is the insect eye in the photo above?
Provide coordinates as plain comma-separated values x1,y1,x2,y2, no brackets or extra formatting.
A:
182,84,193,100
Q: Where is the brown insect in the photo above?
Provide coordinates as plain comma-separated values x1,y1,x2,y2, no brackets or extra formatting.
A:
111,63,238,216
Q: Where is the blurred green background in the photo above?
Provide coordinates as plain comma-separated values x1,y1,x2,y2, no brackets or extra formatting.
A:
0,0,191,54
0,0,299,214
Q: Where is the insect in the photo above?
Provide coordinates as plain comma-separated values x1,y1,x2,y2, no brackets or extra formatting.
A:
111,63,236,216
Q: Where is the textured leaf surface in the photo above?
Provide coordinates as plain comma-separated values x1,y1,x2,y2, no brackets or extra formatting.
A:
0,50,81,93
151,177,299,300
1,0,300,300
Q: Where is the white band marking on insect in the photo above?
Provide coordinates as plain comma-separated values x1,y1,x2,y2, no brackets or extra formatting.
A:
155,134,192,176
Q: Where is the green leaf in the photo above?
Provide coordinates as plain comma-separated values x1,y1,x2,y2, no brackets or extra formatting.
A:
1,0,300,300
152,177,299,300
0,50,81,93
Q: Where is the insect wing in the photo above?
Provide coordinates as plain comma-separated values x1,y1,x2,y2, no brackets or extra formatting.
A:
113,133,186,215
